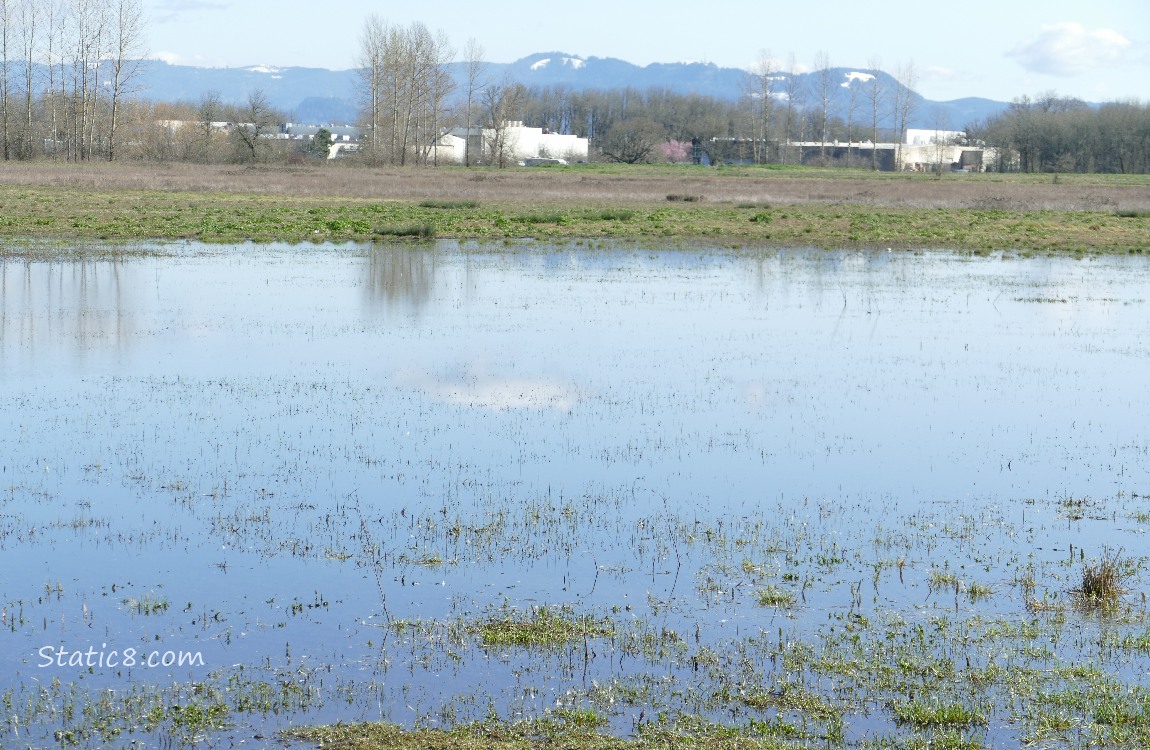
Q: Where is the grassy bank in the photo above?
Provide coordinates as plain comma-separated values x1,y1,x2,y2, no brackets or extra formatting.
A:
1,162,1149,252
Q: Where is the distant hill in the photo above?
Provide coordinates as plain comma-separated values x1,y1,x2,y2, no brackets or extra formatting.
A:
108,54,1008,131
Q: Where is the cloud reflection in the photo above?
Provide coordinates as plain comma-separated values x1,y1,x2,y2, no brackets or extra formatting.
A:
395,368,580,411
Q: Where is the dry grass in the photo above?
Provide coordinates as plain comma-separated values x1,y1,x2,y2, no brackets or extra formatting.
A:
2,161,1148,211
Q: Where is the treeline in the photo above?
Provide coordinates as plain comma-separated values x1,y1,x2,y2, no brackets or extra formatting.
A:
969,94,1150,174
4,6,1148,173
1,0,146,161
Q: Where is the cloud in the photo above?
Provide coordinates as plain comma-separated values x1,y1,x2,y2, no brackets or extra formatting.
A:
149,0,230,24
1009,22,1131,76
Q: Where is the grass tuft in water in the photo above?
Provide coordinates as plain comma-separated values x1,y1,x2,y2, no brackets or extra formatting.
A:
1075,549,1138,610
477,605,614,648
754,584,796,608
892,700,986,728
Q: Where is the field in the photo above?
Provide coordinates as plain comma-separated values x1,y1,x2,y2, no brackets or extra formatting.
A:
4,164,1150,750
2,161,1149,252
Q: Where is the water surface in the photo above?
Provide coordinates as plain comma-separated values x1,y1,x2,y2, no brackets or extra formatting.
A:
2,242,1148,746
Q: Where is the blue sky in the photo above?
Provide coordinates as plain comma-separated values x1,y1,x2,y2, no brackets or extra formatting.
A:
145,0,1148,103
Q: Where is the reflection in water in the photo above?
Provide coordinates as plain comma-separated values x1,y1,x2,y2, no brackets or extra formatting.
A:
364,245,437,311
0,258,135,371
394,367,581,411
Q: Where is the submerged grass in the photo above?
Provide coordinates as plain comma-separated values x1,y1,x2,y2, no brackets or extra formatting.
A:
282,716,806,749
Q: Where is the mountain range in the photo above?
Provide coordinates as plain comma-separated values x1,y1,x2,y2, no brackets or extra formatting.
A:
126,52,1010,132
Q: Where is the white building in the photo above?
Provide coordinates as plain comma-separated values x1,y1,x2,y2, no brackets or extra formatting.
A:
904,128,965,146
433,122,588,165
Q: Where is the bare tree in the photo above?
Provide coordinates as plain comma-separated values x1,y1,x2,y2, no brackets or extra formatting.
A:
44,0,64,158
866,55,882,170
1,0,11,160
781,53,805,163
743,50,776,163
462,37,486,167
484,75,526,167
63,0,111,161
419,26,454,165
232,89,279,162
601,117,665,163
356,14,386,162
844,70,859,163
106,0,145,160
16,0,38,158
893,59,918,170
197,89,224,161
813,50,832,160
356,17,454,165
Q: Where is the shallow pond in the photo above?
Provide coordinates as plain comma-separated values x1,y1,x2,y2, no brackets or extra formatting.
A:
2,242,1149,748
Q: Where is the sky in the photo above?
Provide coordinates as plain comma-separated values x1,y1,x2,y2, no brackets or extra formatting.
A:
144,0,1149,103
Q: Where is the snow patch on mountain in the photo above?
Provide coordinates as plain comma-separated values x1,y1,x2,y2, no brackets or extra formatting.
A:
842,71,876,87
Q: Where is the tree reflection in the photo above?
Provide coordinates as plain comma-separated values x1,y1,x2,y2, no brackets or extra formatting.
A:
1,258,135,369
364,245,437,312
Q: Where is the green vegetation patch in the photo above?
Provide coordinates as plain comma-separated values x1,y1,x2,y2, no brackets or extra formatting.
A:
283,715,801,749
892,700,986,728
477,605,614,647
375,223,436,239
2,168,1150,252
419,199,480,209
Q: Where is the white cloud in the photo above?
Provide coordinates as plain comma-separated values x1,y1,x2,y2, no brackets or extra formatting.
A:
1009,22,1131,76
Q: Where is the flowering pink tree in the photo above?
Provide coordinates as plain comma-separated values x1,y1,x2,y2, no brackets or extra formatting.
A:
661,140,691,164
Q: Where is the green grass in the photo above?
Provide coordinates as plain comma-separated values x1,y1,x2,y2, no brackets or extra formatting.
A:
282,715,804,749
419,199,479,209
2,170,1149,252
754,584,797,608
375,223,435,238
892,701,986,728
477,605,614,647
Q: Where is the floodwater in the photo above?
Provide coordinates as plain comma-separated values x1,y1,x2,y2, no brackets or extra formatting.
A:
1,241,1149,747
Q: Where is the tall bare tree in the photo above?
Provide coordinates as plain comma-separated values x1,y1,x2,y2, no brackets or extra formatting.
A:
356,14,386,161
483,75,526,167
462,37,486,167
1,0,11,160
866,55,883,170
743,50,776,164
16,0,38,158
813,50,832,160
893,59,918,170
106,0,145,160
781,53,804,163
844,71,859,162
356,17,454,165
